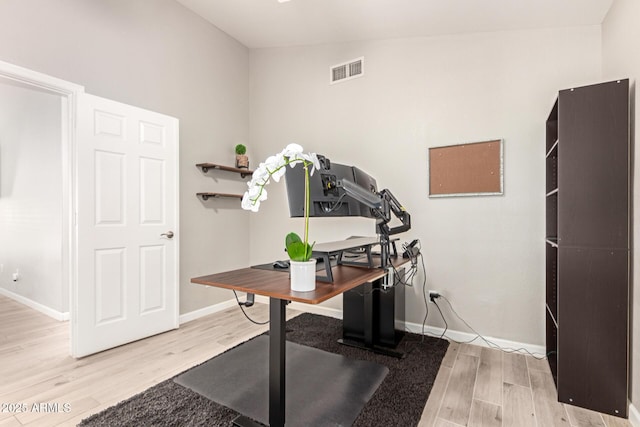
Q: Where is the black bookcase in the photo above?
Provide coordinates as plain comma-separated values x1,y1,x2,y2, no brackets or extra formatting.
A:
545,79,630,417
545,99,559,385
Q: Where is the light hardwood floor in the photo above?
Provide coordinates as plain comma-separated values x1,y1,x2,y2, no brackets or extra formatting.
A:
418,342,631,427
0,295,631,427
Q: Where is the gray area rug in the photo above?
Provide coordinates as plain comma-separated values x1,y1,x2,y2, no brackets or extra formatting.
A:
79,313,449,427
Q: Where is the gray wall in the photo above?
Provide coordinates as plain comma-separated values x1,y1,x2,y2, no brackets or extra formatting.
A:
0,0,251,314
0,1,622,356
601,0,639,410
248,26,602,346
0,80,64,312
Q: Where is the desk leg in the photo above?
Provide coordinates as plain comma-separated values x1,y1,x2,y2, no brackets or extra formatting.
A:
232,298,286,427
339,279,405,359
363,281,374,347
270,297,286,427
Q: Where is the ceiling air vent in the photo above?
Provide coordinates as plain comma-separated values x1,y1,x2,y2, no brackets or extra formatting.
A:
330,57,364,85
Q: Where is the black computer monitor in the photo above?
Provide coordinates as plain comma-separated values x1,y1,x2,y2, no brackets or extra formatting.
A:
284,156,378,219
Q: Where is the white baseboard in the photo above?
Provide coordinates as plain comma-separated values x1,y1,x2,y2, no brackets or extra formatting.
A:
629,402,640,426
403,320,547,356
179,298,239,324
190,295,544,356
0,287,69,321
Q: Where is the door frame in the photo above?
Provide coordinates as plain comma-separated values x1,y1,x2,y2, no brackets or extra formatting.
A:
0,59,84,355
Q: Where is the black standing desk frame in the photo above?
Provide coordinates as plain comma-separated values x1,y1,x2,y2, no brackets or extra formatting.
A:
233,298,287,427
340,265,406,358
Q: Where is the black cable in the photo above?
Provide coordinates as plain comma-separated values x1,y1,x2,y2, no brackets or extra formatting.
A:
407,247,550,359
322,193,347,213
432,299,448,339
419,252,429,339
398,246,428,356
438,295,549,359
351,242,421,297
232,290,269,325
396,260,416,286
390,263,414,288
392,239,421,288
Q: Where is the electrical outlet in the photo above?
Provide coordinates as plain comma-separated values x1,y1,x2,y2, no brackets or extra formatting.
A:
428,290,441,302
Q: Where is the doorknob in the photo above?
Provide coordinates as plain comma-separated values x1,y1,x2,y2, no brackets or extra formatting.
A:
161,231,174,239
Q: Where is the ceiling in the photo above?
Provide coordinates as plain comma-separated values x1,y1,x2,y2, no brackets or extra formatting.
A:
176,0,614,49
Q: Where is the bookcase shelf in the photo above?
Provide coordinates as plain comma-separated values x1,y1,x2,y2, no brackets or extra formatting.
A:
546,140,558,158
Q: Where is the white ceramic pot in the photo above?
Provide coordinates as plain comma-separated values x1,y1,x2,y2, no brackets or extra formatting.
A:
289,259,317,292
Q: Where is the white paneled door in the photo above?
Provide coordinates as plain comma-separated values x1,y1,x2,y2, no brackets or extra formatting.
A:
73,93,179,357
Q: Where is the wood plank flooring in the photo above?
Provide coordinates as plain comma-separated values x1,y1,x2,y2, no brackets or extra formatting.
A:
419,341,631,427
0,295,632,427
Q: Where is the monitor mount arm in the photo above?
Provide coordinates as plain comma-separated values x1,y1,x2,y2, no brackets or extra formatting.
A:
374,189,411,269
337,179,411,269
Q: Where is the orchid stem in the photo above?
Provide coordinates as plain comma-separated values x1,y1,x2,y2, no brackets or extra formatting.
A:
303,162,310,259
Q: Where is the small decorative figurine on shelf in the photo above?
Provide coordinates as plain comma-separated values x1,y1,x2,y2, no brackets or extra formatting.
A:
235,144,249,169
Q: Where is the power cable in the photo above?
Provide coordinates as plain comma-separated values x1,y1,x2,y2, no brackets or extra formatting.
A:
233,290,269,325
430,295,550,359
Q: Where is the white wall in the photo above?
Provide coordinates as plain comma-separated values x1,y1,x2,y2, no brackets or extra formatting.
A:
0,80,65,312
249,26,602,345
601,0,640,411
0,0,251,314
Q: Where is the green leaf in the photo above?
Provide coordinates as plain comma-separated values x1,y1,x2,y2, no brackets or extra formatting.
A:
285,232,302,248
285,233,314,261
305,241,316,260
287,241,307,261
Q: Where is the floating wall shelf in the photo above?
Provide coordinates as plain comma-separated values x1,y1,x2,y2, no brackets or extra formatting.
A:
196,162,253,202
196,162,253,178
197,192,243,201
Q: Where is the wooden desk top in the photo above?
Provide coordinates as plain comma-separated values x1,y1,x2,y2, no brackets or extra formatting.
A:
191,257,407,305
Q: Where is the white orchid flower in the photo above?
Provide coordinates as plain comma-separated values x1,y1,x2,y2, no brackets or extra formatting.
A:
241,144,318,262
250,165,270,185
246,184,266,203
241,191,260,211
281,143,303,158
271,159,288,183
242,144,317,213
307,153,321,175
263,154,281,169
261,154,288,183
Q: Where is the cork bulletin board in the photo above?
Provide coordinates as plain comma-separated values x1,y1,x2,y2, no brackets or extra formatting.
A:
429,139,503,197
